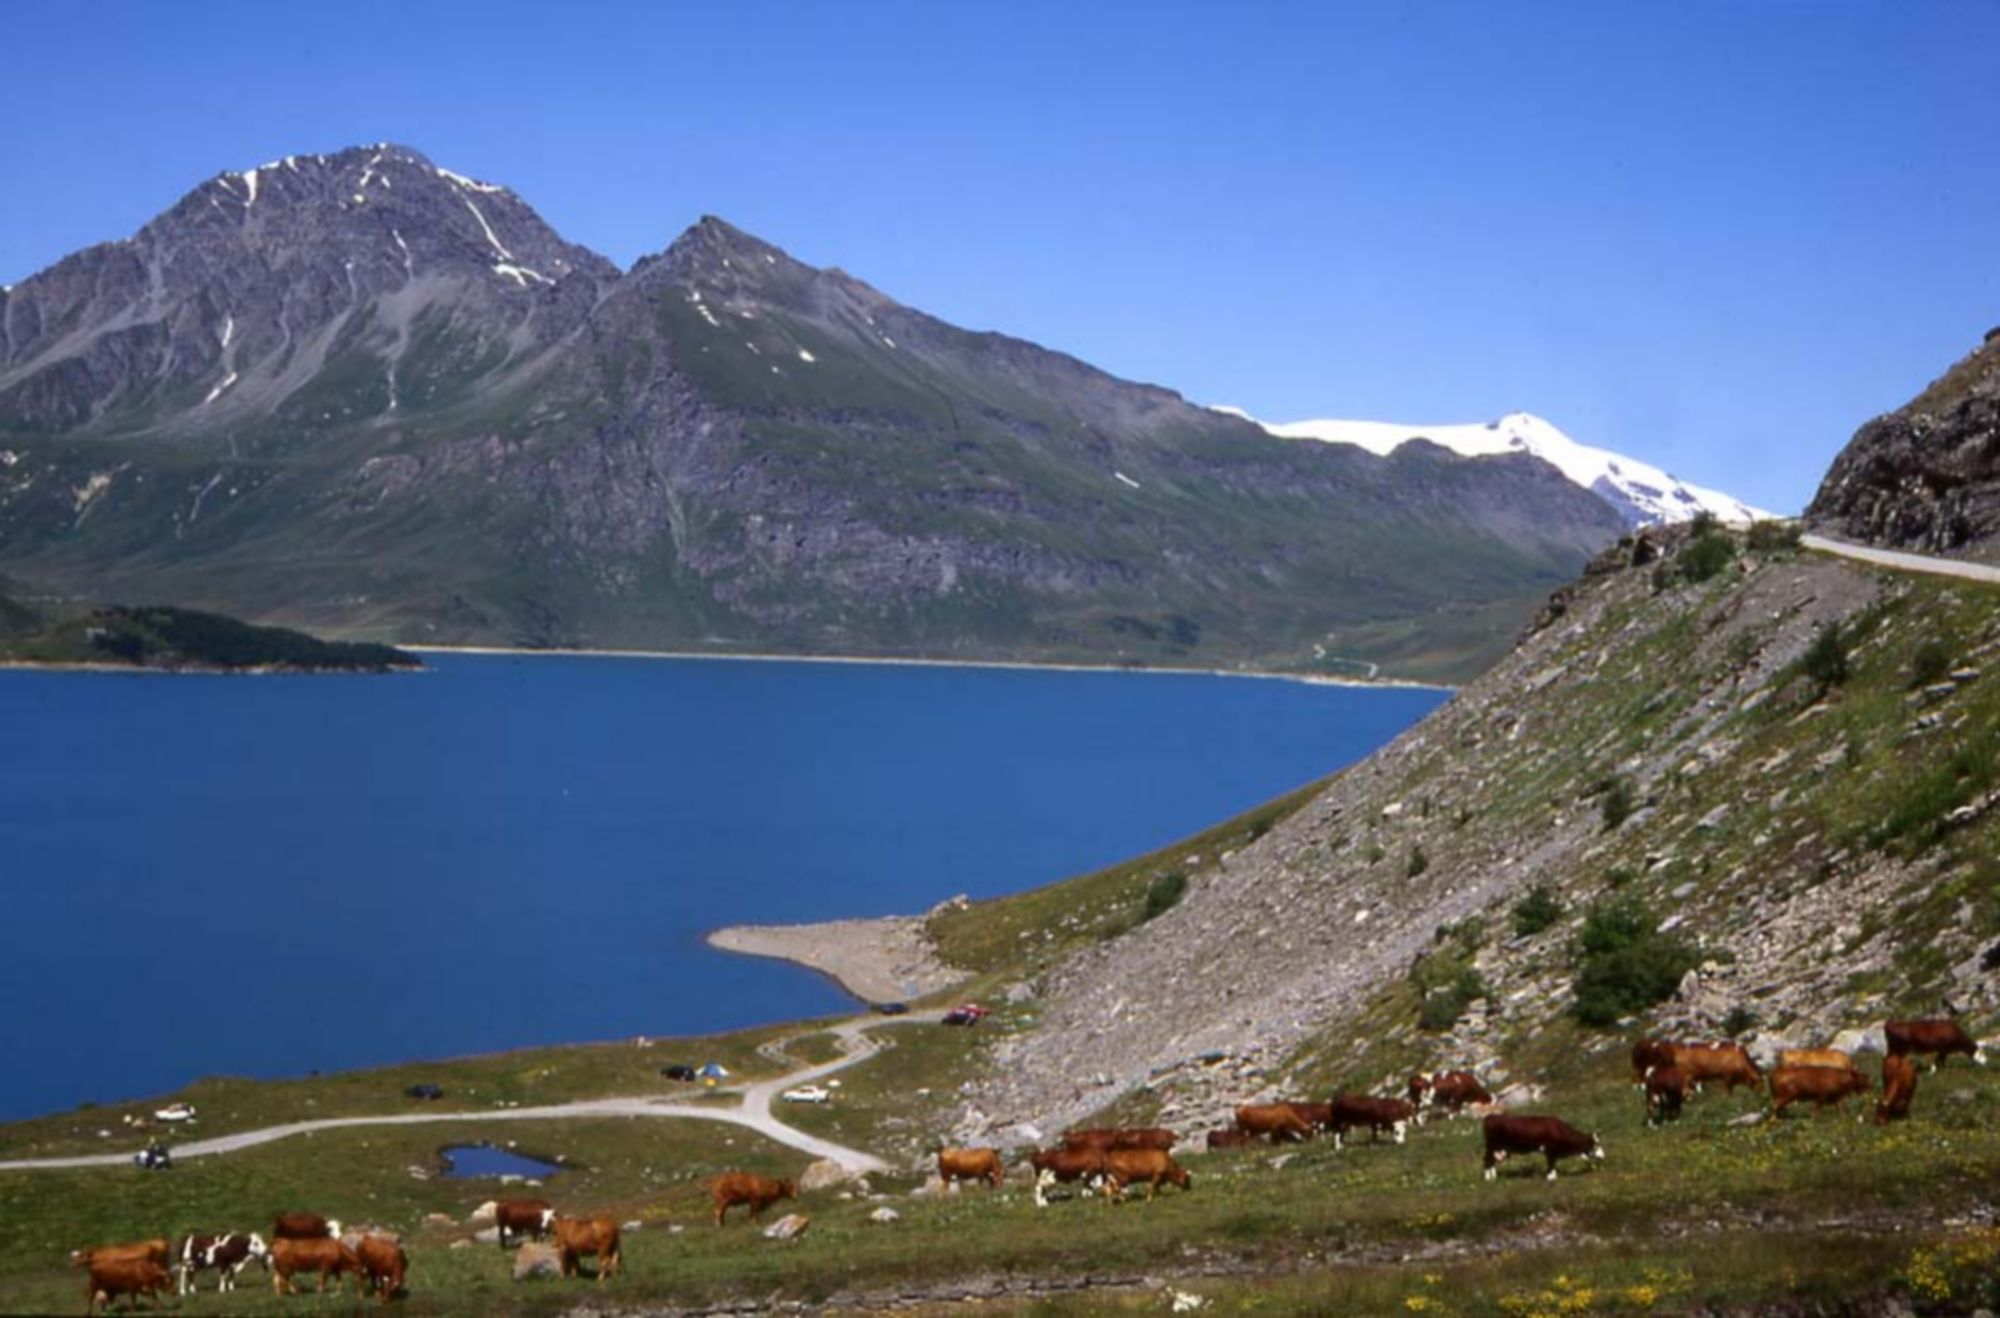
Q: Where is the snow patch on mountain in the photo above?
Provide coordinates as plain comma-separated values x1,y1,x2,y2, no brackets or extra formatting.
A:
1225,408,1772,527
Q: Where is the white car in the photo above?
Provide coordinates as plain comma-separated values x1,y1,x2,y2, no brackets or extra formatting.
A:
153,1103,197,1123
780,1085,832,1104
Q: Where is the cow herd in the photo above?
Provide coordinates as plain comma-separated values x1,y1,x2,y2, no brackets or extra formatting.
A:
1635,1016,1983,1129
60,1016,1987,1309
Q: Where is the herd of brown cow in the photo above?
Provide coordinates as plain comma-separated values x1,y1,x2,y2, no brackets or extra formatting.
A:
63,1017,1986,1309
1633,1017,1983,1129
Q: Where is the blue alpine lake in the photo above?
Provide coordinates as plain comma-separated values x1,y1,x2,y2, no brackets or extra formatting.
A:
0,654,1444,1120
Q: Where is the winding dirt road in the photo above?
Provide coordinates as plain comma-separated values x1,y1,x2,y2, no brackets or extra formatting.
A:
1803,533,2000,585
0,1012,938,1176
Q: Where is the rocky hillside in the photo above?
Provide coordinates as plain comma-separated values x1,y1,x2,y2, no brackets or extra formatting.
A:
937,519,2000,1140
0,146,1635,680
1809,327,2000,560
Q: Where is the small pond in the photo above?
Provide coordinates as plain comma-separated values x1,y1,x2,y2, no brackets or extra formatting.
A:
439,1144,563,1180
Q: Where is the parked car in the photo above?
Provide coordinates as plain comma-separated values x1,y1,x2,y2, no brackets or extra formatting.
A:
660,1064,698,1082
941,1004,989,1027
153,1103,197,1123
871,1001,910,1015
405,1083,445,1101
781,1084,832,1104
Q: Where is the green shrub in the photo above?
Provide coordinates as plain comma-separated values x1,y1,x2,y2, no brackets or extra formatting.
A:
1570,895,1699,1028
1418,970,1487,1032
1365,843,1386,865
1690,510,1720,536
1910,639,1953,689
1677,532,1737,584
1407,845,1429,878
1802,621,1850,690
1512,883,1564,937
1720,1006,1760,1037
1745,519,1802,552
1142,871,1188,922
1600,777,1637,832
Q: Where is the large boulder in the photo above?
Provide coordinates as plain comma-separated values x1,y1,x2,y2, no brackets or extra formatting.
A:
468,1200,498,1225
512,1242,562,1281
797,1157,854,1193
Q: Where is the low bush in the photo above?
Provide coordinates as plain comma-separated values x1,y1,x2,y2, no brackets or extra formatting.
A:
1677,532,1737,584
1407,845,1429,878
1512,883,1564,937
1746,519,1803,552
1570,895,1699,1027
1802,621,1850,690
1910,638,1953,689
1142,871,1187,922
1600,777,1637,832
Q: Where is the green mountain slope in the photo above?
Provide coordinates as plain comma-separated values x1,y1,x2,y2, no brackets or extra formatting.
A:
0,151,1630,681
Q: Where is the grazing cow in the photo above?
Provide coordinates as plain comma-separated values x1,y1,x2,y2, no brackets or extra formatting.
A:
1644,1066,1694,1127
1669,1041,1764,1094
552,1217,621,1284
271,1211,341,1241
1282,1102,1335,1134
270,1237,360,1296
1407,1073,1434,1108
1631,1038,1678,1087
1204,1128,1257,1151
1420,1071,1493,1116
710,1172,797,1226
1101,1148,1191,1201
1027,1146,1106,1206
353,1235,407,1302
1328,1094,1417,1149
70,1240,170,1271
1482,1114,1603,1181
1885,1018,1984,1068
1778,1048,1857,1072
85,1256,172,1315
936,1147,1005,1189
1876,1053,1918,1125
1063,1127,1178,1152
1234,1102,1313,1144
176,1232,269,1295
1769,1064,1870,1118
494,1198,555,1249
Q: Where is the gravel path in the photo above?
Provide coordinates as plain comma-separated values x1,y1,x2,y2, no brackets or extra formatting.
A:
0,1013,937,1176
1803,533,2000,584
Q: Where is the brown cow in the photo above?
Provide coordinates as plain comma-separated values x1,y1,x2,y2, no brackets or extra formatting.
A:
270,1237,360,1296
1328,1094,1416,1148
494,1198,555,1249
1422,1071,1493,1116
1482,1114,1603,1181
1885,1018,1984,1068
1644,1065,1694,1127
552,1217,621,1284
1204,1128,1257,1151
1778,1048,1856,1072
1027,1146,1106,1205
1101,1148,1191,1201
1631,1038,1677,1086
70,1239,170,1271
1876,1053,1918,1125
271,1211,340,1241
710,1172,797,1226
1063,1127,1178,1151
1234,1102,1312,1144
354,1235,407,1302
1769,1064,1870,1118
937,1146,1005,1189
1283,1102,1335,1134
1669,1041,1763,1094
85,1256,172,1315
1406,1073,1435,1108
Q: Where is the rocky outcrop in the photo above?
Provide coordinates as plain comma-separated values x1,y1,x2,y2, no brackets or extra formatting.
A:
1808,330,2000,560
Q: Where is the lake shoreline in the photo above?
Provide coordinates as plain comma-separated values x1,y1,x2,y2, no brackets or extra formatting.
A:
405,643,1454,691
707,915,970,1005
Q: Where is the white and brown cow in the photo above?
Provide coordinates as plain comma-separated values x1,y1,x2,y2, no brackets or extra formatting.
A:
177,1231,270,1294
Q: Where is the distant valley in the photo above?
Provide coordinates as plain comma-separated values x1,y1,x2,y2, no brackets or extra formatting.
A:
0,146,1760,682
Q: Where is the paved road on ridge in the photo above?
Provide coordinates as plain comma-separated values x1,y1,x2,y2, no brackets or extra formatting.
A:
1802,533,2000,585
0,1013,937,1176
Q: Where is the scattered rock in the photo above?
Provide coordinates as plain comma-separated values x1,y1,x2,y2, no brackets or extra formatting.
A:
448,1239,470,1251
469,1201,498,1225
422,1213,454,1229
512,1242,562,1281
472,1227,501,1245
867,1207,900,1224
621,1220,642,1233
763,1213,810,1240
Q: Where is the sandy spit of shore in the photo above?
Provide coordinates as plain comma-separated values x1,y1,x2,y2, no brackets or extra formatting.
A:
707,915,970,1005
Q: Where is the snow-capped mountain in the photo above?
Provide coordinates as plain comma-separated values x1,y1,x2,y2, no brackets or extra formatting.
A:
1215,409,1771,528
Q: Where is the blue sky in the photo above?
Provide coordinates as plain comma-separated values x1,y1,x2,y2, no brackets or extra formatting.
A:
4,1,1996,514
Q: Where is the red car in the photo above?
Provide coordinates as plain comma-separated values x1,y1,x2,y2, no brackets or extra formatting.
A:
942,1004,989,1027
